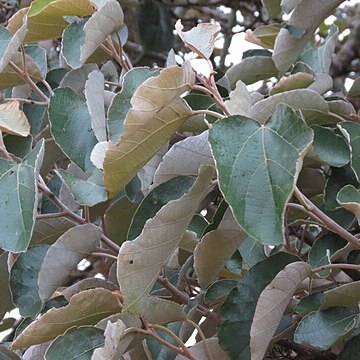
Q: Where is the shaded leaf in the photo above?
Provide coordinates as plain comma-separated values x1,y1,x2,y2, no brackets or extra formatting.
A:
117,165,214,312
55,169,107,207
347,77,360,99
153,131,214,188
294,307,359,350
261,0,281,18
0,252,13,319
49,87,97,172
38,224,101,301
12,288,122,349
311,125,350,168
0,101,30,137
59,64,98,93
175,20,220,59
128,176,195,240
0,140,44,252
209,104,313,245
270,72,315,95
338,335,360,360
104,63,195,197
219,252,299,359
23,342,51,360
338,122,360,181
10,245,49,317
250,262,312,360
322,281,360,309
45,326,104,360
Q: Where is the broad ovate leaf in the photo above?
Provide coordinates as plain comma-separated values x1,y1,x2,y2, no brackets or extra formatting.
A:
38,224,101,302
337,185,360,219
117,165,214,312
270,72,315,95
152,131,214,188
49,87,97,172
24,0,93,43
0,101,30,137
209,104,313,245
0,140,44,252
175,20,220,59
0,24,27,72
272,0,345,72
104,63,195,197
12,288,122,349
250,262,312,360
85,70,107,142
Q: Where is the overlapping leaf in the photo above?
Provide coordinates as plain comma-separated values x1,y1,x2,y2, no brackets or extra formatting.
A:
209,104,313,245
117,165,214,312
104,63,195,197
0,101,30,137
250,262,312,360
12,288,122,349
0,140,44,252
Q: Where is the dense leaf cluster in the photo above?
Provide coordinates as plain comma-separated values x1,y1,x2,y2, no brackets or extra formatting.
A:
0,0,360,359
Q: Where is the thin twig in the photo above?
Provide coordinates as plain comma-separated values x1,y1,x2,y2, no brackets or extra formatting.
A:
193,109,224,120
312,263,360,274
294,187,360,250
4,98,48,106
185,319,212,360
36,211,68,219
92,252,117,260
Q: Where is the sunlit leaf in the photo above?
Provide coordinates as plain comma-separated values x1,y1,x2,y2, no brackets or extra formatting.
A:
175,20,220,59
0,101,30,137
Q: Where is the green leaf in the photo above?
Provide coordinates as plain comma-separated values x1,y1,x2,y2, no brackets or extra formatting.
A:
218,56,278,90
175,20,220,59
10,245,49,317
0,140,44,252
261,0,281,18
139,0,173,53
117,166,214,312
45,326,104,360
205,279,238,303
219,252,299,359
250,262,312,360
128,176,195,240
311,125,350,167
12,288,122,349
24,45,47,79
107,67,160,143
59,64,98,93
55,169,107,207
152,131,214,188
37,224,102,302
337,184,360,219
338,335,360,360
0,253,14,320
294,307,359,350
296,292,325,315
103,195,138,245
209,104,313,245
0,101,30,137
308,234,347,277
299,25,338,74
49,87,97,172
272,0,345,72
338,122,360,181
104,63,195,197
270,72,315,95
0,346,21,360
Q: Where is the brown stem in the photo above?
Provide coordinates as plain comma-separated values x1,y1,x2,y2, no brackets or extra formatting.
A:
36,211,68,219
193,109,224,120
38,179,120,254
312,263,360,274
4,98,48,106
294,187,360,250
92,252,117,260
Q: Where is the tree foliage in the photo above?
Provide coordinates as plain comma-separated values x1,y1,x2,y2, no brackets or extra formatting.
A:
0,0,360,359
